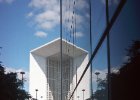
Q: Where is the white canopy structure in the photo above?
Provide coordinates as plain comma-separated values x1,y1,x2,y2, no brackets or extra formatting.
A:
29,38,90,100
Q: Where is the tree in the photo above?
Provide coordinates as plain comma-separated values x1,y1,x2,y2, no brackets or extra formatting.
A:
0,64,30,100
93,40,140,100
111,40,140,100
93,78,108,100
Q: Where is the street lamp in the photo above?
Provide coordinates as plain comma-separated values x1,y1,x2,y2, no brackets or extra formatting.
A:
95,72,100,82
82,89,85,100
20,71,25,89
40,96,43,99
95,72,100,91
77,96,80,100
35,89,38,100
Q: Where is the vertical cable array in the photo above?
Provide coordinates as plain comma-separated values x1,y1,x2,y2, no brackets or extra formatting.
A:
64,0,91,99
73,0,78,98
69,0,74,99
72,0,75,96
68,0,126,99
62,0,76,99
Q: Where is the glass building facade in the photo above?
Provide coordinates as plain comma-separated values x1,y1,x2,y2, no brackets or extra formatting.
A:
29,0,140,99
0,0,139,99
60,0,140,100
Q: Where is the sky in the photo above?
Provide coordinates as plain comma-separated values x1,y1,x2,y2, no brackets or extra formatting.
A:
0,0,140,93
0,1,106,94
0,0,92,91
0,0,90,91
0,0,60,91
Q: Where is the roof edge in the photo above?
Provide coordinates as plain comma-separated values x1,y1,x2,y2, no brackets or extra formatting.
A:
30,38,88,54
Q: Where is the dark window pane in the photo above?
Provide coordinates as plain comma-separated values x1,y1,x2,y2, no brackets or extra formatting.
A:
110,0,140,100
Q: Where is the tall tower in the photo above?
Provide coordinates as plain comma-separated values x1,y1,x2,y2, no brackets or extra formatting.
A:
29,38,90,100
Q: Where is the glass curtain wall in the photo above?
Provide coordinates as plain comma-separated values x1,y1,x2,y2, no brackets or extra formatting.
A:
60,0,122,99
61,0,91,100
64,0,127,100
109,0,140,100
59,0,139,100
92,38,108,100
91,0,127,100
91,0,108,99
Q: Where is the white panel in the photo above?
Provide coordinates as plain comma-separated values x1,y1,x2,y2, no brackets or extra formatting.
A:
30,39,90,100
29,53,47,99
73,54,90,100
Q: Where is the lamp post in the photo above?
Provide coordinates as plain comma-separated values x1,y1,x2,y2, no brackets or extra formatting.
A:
40,96,43,99
35,89,38,100
77,96,80,100
82,89,85,100
95,72,100,82
95,72,100,91
20,71,25,89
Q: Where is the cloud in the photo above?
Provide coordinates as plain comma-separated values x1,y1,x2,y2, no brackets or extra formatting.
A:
0,0,15,4
92,69,107,84
62,0,90,38
5,67,29,90
92,69,107,82
71,32,84,38
29,0,59,11
111,67,120,74
92,67,120,83
34,10,60,30
75,32,84,38
27,0,90,37
27,12,34,18
5,67,29,83
28,0,60,30
76,0,89,9
92,69,107,92
63,10,83,29
122,56,130,63
35,31,47,38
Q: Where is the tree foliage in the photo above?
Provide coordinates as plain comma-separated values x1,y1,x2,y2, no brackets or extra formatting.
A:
0,64,30,100
111,40,140,100
93,78,108,100
93,40,140,100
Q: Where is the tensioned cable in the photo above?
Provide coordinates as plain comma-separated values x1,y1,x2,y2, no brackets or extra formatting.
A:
89,0,93,99
69,0,75,98
72,0,76,99
64,1,71,97
67,0,73,98
62,0,70,99
73,0,77,96
65,0,69,57
68,0,126,99
71,0,77,99
60,0,63,99
105,0,111,100
65,1,71,98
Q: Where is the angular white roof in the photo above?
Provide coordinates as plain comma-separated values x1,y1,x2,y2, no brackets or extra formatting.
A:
30,38,88,58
